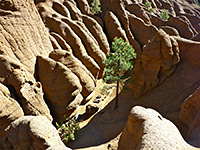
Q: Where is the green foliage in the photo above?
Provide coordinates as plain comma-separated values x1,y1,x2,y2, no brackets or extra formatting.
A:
195,0,200,6
144,1,154,12
100,85,110,95
56,117,80,143
160,9,170,21
103,37,136,108
103,37,136,83
91,0,101,15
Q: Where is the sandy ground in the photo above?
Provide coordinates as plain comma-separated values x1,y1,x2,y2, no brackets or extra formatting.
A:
66,61,200,150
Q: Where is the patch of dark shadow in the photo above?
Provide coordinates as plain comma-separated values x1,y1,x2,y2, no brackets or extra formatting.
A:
34,0,45,5
35,82,41,88
11,63,20,69
0,10,13,16
6,85,22,107
33,88,37,94
52,1,71,18
0,0,18,11
34,59,40,82
75,113,91,122
158,115,162,120
27,81,33,86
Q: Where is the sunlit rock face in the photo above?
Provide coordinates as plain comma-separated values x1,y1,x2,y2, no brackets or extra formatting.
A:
118,106,198,150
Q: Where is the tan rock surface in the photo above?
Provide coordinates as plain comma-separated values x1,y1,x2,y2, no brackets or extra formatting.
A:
37,3,100,78
180,86,200,147
0,83,24,140
0,55,52,121
82,15,110,55
49,49,95,99
132,28,180,97
104,11,128,43
118,106,198,150
0,0,199,149
36,55,83,121
0,0,53,74
1,116,71,150
75,0,91,15
180,87,200,127
61,17,106,78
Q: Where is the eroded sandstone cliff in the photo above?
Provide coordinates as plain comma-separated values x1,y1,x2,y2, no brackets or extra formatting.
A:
0,0,200,149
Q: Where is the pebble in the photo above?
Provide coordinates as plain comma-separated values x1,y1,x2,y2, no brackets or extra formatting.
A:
93,99,100,103
96,94,101,99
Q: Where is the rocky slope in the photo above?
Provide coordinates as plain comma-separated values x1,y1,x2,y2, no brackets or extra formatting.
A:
0,0,200,149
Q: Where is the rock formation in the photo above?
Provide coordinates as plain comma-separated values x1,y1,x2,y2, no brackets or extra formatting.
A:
1,116,71,150
0,0,199,149
0,0,53,74
0,55,52,121
118,106,198,150
49,49,96,100
0,83,24,140
36,55,83,121
180,87,200,147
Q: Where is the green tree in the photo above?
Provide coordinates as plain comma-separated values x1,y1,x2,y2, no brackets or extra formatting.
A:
160,9,170,21
91,0,101,15
144,1,154,12
103,37,136,108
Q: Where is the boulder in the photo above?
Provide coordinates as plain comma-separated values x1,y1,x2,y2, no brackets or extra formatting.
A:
36,55,83,122
1,116,71,150
0,55,52,121
118,106,198,150
0,83,24,140
49,49,96,99
86,103,99,115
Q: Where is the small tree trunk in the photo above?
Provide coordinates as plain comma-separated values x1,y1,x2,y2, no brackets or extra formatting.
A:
115,58,120,109
115,79,120,109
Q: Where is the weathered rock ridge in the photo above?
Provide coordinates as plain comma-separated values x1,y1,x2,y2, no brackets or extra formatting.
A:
118,106,198,150
0,0,199,149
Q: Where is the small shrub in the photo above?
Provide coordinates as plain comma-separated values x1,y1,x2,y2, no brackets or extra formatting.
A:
144,1,154,12
195,0,200,6
56,117,80,143
100,85,110,95
91,0,101,15
160,9,170,21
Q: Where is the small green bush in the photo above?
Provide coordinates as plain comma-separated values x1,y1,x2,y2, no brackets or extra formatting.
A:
100,85,110,95
195,0,200,6
91,0,101,15
144,1,154,12
160,9,170,21
56,117,80,143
